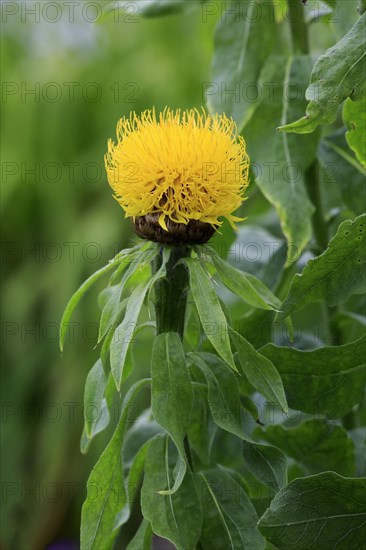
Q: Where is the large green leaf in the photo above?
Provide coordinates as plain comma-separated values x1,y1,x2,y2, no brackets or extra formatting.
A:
280,14,366,134
343,97,366,168
59,256,126,352
231,330,288,413
318,129,366,216
80,379,149,550
208,0,276,129
331,0,360,40
184,258,237,371
189,352,288,492
151,332,193,494
98,252,148,342
114,439,152,532
201,245,281,310
258,473,366,549
260,335,366,417
280,214,366,320
245,55,318,262
187,385,211,468
222,225,287,291
255,419,355,476
110,248,169,390
141,435,202,550
199,469,265,550
359,0,366,15
110,282,151,390
80,398,110,455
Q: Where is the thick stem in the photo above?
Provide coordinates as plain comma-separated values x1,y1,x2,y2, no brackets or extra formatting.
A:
287,0,309,54
152,245,190,337
152,247,198,485
286,2,341,347
305,161,330,254
305,162,342,346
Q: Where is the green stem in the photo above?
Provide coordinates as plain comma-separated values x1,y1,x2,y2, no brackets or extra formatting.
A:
305,161,330,254
287,0,309,54
152,246,198,487
305,162,342,346
286,2,342,347
152,245,191,338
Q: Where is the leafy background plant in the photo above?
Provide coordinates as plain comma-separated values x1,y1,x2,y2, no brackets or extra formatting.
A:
1,1,365,549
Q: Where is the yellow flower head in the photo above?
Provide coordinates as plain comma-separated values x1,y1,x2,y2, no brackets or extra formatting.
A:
105,108,250,233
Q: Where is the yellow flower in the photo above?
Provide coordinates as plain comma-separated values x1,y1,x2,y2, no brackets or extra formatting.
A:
105,108,249,235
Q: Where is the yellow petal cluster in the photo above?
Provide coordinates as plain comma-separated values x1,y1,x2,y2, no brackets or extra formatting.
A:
105,108,249,230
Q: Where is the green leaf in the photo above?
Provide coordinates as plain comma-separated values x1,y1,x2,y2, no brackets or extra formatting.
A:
318,129,366,216
231,331,288,414
114,439,151,532
110,283,150,390
141,434,202,550
245,55,318,263
123,408,162,468
343,97,366,168
110,249,168,390
260,335,366,417
84,359,108,439
258,472,366,549
126,519,153,550
80,399,110,454
279,14,366,134
190,352,287,492
151,332,193,494
98,253,146,342
59,259,121,352
80,379,149,550
199,469,265,550
280,214,366,320
202,246,281,310
255,419,355,476
81,371,116,453
208,0,276,130
187,385,211,468
184,258,237,371
221,225,287,291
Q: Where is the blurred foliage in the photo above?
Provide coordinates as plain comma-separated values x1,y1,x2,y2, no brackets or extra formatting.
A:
1,1,364,549
1,3,216,548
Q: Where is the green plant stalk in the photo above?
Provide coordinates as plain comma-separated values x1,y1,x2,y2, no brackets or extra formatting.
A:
152,245,190,338
152,245,196,471
287,0,345,393
305,161,330,254
287,0,309,54
305,153,342,349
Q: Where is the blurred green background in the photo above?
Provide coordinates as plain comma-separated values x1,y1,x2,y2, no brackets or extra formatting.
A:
1,3,216,548
1,1,363,548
